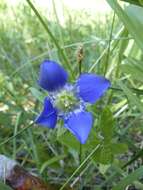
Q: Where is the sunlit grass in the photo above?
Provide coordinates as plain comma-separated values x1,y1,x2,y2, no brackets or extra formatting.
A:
0,0,143,189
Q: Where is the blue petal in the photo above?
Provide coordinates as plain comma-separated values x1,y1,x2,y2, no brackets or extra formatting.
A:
38,60,68,92
76,74,111,104
65,111,93,144
35,97,57,128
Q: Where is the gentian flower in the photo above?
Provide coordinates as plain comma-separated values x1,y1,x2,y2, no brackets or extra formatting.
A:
35,60,111,144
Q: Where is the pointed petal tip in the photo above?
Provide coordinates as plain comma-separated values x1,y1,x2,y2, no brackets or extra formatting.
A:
76,73,111,104
35,97,57,129
65,111,93,144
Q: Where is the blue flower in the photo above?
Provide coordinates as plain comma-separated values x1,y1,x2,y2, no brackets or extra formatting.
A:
35,60,111,144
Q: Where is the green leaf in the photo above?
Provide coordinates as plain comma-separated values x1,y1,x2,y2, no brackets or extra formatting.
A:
0,181,13,190
107,0,143,51
57,121,67,138
120,0,143,7
112,166,143,190
58,131,79,151
94,142,128,165
29,87,45,102
100,107,115,142
134,181,143,189
100,144,113,164
99,164,110,175
139,0,143,5
111,143,128,155
119,81,143,112
94,144,113,164
40,155,66,174
58,129,100,152
121,57,143,82
92,107,116,164
0,113,12,126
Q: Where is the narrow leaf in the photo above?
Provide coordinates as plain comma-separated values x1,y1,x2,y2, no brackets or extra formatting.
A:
107,0,143,51
119,82,143,112
0,181,13,190
30,87,44,102
112,166,143,190
100,107,115,142
120,0,143,7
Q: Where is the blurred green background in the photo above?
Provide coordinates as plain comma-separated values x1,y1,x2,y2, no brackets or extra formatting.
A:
0,0,143,189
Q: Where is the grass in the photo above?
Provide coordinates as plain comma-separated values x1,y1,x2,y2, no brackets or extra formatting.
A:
0,0,143,189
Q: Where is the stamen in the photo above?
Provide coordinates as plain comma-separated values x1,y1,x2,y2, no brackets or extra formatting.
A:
54,89,78,113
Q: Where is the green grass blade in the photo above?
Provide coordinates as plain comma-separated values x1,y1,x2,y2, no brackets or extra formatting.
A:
120,0,143,7
40,154,66,174
0,122,34,147
88,26,125,73
107,0,143,52
104,12,116,76
0,181,13,190
121,57,143,82
26,0,73,74
119,81,143,112
112,166,143,190
12,112,22,159
59,144,100,190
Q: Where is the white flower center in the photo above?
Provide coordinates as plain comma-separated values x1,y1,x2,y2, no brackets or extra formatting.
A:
54,89,78,113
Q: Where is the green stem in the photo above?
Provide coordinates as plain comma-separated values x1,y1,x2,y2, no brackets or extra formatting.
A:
79,61,82,75
59,144,100,190
79,143,82,189
0,122,34,147
110,86,143,95
104,12,116,76
12,112,22,159
88,26,125,73
78,47,83,188
26,0,73,74
79,143,82,165
122,149,143,169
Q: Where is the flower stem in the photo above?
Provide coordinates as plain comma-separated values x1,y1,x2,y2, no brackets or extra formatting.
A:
77,44,83,188
104,11,115,76
79,143,82,189
77,44,83,75
59,144,100,190
77,43,84,187
79,143,82,165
